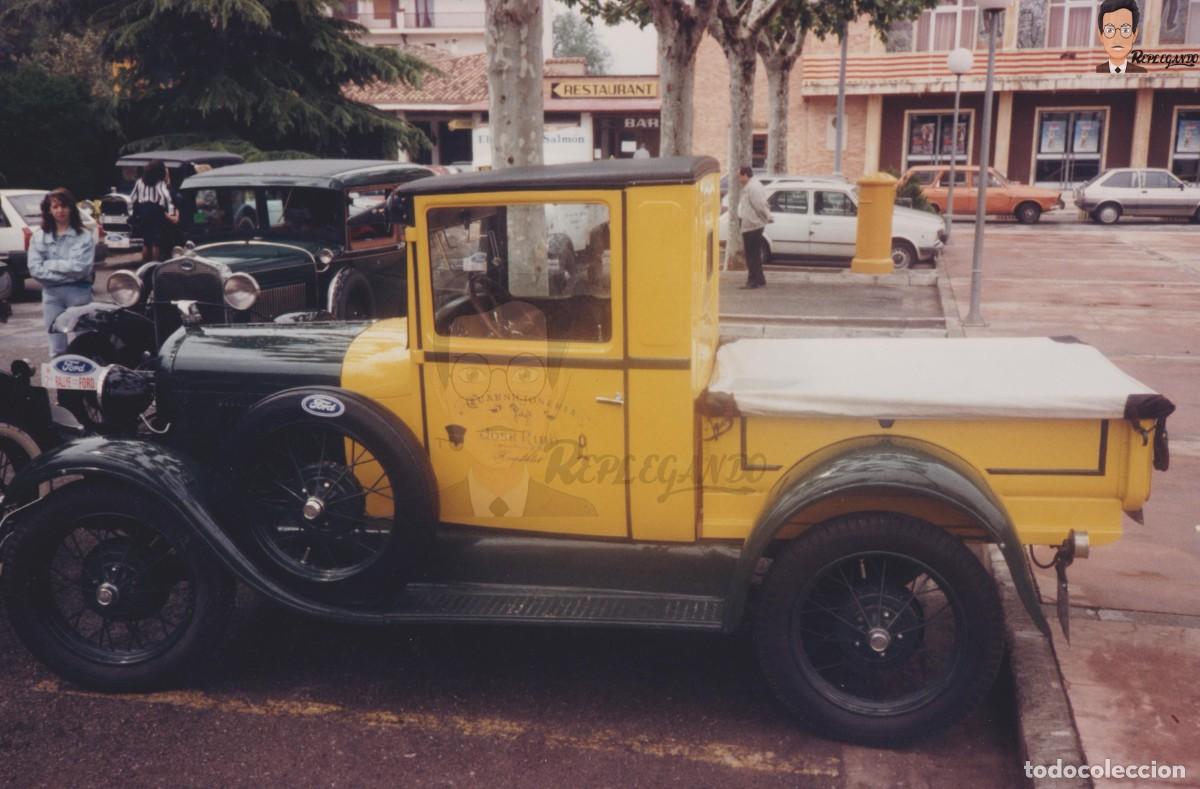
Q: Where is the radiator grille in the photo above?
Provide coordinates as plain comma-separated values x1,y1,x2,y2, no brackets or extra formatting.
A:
257,283,307,318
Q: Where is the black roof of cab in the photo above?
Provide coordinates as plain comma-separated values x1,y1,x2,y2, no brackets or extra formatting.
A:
116,150,245,167
393,156,721,197
179,160,434,191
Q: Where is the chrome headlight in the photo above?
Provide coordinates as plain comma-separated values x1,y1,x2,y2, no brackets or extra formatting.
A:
106,270,143,307
316,248,335,272
223,272,260,311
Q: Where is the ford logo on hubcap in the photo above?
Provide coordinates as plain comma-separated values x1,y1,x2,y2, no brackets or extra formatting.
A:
52,355,97,375
301,394,345,418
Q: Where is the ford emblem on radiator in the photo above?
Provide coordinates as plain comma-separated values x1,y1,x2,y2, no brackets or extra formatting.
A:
301,394,345,418
178,259,195,272
52,355,98,375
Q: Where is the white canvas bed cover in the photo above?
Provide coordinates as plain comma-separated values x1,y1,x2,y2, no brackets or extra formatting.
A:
707,337,1157,420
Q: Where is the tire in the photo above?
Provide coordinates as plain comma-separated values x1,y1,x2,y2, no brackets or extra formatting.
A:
1094,203,1121,225
0,418,42,495
2,481,235,691
225,387,436,600
328,268,375,321
890,239,917,271
1014,202,1042,224
754,513,1004,746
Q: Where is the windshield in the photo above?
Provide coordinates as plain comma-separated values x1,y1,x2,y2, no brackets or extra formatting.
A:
180,186,344,244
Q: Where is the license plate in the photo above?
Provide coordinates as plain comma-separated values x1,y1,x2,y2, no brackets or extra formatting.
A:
106,233,130,249
41,355,101,391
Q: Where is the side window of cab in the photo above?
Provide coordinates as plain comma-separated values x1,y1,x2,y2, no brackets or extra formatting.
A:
346,185,399,250
427,202,613,343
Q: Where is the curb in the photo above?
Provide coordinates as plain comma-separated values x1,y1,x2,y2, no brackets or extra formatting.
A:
935,257,965,338
986,545,1091,789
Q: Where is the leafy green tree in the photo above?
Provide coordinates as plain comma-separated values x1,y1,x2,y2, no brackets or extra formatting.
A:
0,64,124,197
552,10,612,74
5,0,434,159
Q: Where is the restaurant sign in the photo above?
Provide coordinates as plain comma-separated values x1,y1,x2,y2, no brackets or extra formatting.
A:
550,79,658,99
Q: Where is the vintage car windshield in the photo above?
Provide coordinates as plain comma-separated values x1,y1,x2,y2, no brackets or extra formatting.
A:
181,186,344,244
427,202,612,342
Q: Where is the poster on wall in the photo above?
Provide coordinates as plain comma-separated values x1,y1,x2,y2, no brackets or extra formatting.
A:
909,121,936,156
940,118,968,156
1040,120,1067,154
1073,119,1101,154
1176,119,1200,154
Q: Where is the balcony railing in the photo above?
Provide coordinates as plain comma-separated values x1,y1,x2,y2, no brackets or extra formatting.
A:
337,10,485,30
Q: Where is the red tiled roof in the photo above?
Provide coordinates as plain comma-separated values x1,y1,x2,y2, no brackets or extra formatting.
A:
346,49,488,107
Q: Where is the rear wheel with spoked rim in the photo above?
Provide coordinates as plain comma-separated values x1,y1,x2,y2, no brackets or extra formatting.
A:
755,513,1004,745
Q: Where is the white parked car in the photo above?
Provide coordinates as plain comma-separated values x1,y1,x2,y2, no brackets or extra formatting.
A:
1073,168,1200,225
719,178,944,269
0,189,107,298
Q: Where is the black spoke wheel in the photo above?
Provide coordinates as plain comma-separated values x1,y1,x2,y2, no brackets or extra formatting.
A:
227,388,435,600
755,513,1003,746
2,482,234,691
244,425,397,584
0,434,33,495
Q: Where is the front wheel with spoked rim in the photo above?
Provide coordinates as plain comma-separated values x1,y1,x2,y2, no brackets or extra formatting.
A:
228,389,436,600
2,481,235,691
755,513,1004,745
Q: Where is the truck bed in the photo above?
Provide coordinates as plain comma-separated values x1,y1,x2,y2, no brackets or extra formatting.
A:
707,336,1162,420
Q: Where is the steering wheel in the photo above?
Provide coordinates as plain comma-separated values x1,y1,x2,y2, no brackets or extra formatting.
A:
464,273,507,338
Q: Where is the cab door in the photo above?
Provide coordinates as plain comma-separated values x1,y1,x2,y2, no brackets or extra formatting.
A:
414,192,629,538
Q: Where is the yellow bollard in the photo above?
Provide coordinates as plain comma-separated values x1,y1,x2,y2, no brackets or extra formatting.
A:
851,172,898,275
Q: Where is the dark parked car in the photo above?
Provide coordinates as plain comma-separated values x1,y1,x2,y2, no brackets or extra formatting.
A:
99,150,245,251
50,160,434,426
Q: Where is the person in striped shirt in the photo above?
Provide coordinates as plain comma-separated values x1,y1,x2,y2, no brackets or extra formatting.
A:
130,159,180,262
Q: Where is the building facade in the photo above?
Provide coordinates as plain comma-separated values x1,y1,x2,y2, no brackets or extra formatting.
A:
693,0,1200,185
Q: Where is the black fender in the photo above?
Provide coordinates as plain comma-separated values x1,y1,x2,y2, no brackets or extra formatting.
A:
724,438,1051,637
55,303,156,368
0,436,401,624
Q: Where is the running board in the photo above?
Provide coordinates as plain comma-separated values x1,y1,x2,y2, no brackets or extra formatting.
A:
378,583,726,630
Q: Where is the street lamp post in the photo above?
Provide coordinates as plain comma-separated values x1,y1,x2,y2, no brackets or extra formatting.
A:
964,0,1008,327
944,47,974,239
834,20,848,176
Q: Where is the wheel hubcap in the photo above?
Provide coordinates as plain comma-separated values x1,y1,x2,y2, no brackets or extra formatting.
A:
867,627,891,653
95,582,120,607
302,497,326,521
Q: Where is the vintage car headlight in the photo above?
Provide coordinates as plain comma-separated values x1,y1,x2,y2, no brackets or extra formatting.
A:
97,364,154,427
316,248,335,272
106,270,143,307
223,272,260,311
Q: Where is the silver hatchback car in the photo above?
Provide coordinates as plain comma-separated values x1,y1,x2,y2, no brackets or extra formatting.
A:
1074,168,1200,224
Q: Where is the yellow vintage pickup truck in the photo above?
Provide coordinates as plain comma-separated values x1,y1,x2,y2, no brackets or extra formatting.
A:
0,157,1173,745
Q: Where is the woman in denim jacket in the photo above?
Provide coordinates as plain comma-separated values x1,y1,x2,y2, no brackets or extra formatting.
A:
27,188,95,355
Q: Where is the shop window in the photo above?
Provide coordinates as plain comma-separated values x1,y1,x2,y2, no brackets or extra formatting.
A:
751,135,768,169
1033,109,1104,187
1171,109,1200,184
905,112,971,168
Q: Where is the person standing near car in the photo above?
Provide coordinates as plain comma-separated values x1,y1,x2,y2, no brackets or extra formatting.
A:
26,188,95,355
737,166,771,289
131,159,179,262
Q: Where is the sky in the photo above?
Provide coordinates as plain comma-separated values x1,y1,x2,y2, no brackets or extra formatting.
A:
551,1,658,75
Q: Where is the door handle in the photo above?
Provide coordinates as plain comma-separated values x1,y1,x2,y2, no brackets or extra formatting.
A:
595,392,624,406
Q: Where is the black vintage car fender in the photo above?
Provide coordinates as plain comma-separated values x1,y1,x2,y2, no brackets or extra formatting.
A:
0,436,418,624
723,438,1051,637
53,302,157,370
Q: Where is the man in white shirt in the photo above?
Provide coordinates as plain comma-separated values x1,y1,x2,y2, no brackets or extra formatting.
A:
737,166,771,289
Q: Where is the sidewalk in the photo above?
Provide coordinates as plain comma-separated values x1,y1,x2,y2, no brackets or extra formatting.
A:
718,231,1200,787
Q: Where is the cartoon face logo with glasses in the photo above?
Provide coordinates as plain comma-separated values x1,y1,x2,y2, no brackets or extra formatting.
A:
1095,0,1146,73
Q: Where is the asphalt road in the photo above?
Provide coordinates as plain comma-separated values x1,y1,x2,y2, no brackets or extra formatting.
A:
0,594,1024,788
